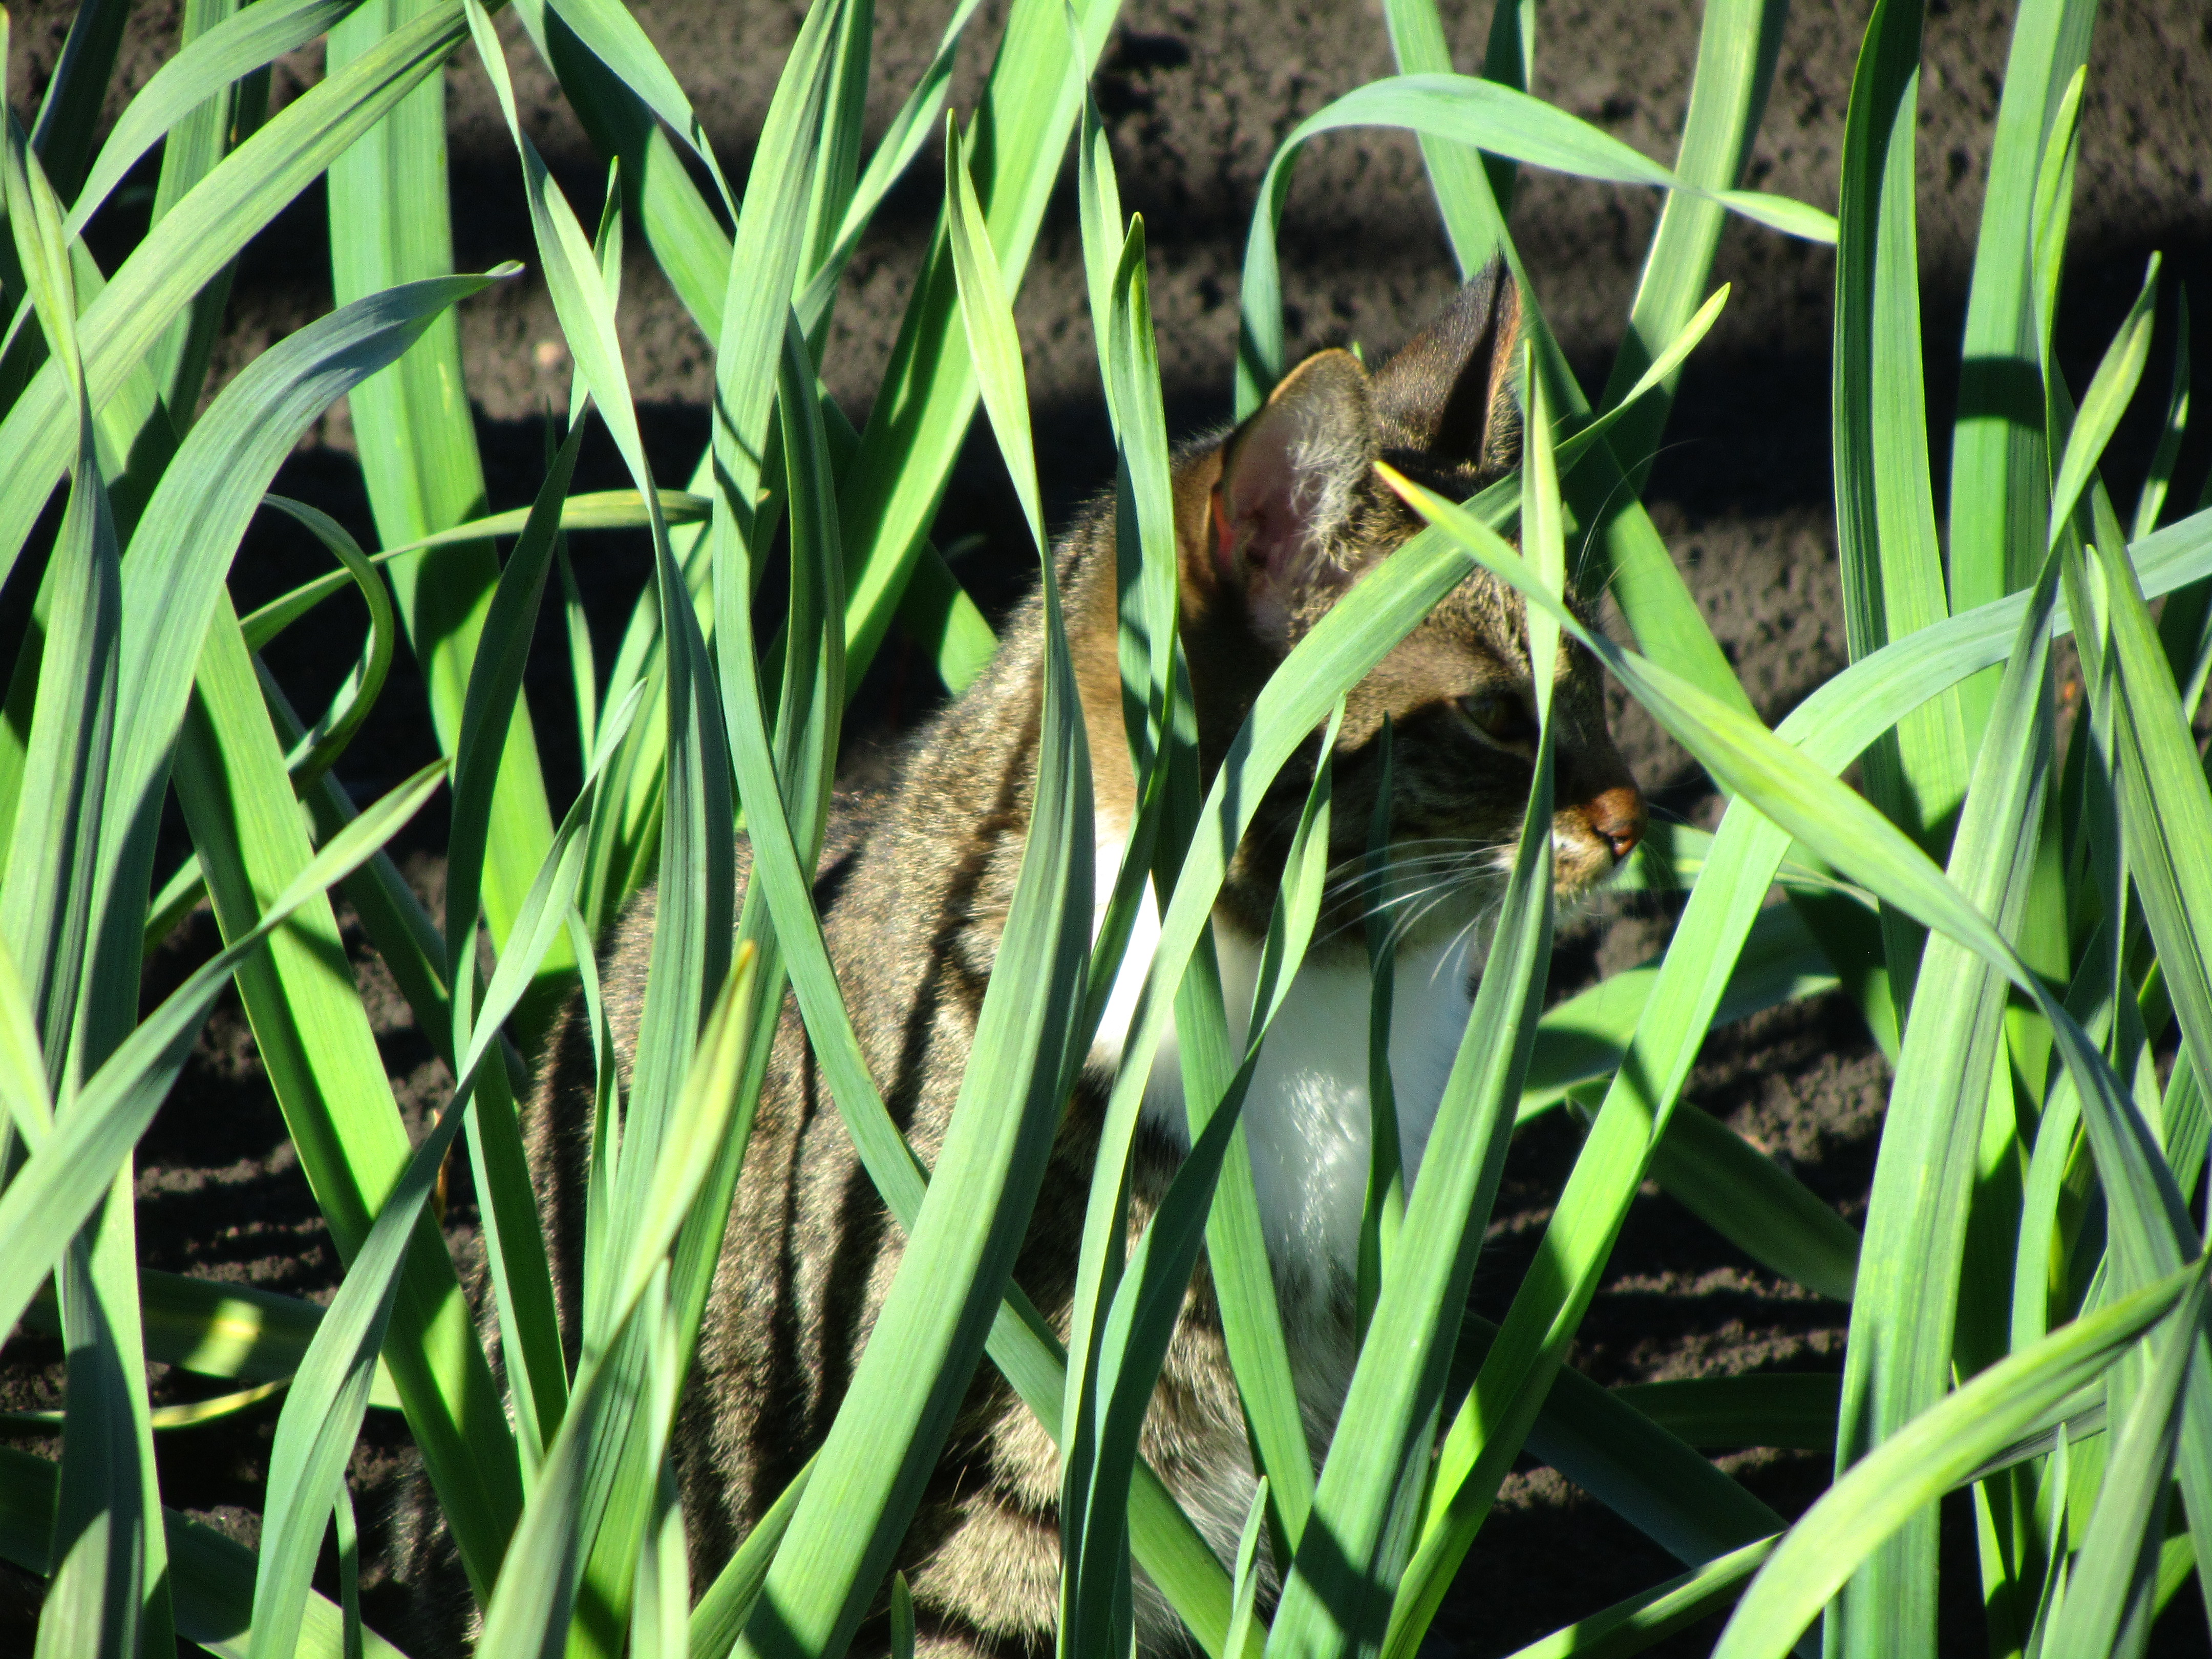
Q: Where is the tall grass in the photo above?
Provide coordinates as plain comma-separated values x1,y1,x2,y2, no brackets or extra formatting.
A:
0,0,2207,1655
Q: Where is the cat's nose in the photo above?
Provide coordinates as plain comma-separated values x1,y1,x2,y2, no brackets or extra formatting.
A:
1584,785,1645,861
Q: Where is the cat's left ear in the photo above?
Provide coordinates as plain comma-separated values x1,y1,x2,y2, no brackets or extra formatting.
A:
1370,257,1524,476
1210,348,1377,651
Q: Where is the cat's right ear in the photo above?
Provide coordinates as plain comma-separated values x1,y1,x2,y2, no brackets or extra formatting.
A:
1209,348,1377,651
1370,257,1524,476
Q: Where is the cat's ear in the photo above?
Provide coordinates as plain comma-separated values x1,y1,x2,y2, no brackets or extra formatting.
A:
1370,257,1523,475
1210,348,1376,650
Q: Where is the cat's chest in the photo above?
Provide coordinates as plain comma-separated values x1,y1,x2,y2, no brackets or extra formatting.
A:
1084,839,1479,1298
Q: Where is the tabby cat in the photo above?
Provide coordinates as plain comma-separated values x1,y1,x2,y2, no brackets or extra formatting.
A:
389,260,1644,1656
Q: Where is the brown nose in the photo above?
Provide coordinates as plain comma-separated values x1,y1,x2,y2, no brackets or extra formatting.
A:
1582,785,1645,861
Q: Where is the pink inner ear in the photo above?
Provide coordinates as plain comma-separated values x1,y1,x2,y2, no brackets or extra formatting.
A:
1223,420,1305,587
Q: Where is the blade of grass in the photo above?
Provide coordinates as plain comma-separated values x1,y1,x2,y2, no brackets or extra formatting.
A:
1945,0,2096,686
1709,1263,2202,1659
0,1445,408,1659
1830,0,1969,1028
330,0,569,1033
248,737,613,1659
143,0,273,430
0,2,479,583
1233,73,1834,418
444,418,591,1473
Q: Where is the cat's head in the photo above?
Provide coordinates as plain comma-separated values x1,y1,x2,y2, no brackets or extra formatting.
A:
1176,261,1645,944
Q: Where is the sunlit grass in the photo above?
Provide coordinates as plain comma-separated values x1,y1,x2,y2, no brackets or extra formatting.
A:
0,0,2207,1655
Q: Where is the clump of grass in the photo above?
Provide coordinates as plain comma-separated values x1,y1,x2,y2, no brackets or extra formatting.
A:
0,0,2206,1656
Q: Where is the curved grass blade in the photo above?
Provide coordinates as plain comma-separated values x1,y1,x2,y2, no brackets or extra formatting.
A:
234,488,709,646
250,497,398,793
63,0,359,243
1709,1264,2202,1659
723,116,1095,1659
247,740,611,1659
1235,73,1833,417
331,0,570,1028
1946,0,2095,642
0,762,446,1348
0,0,475,587
444,418,591,1472
0,1445,407,1659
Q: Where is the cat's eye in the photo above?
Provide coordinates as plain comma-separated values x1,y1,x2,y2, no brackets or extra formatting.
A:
1458,690,1536,747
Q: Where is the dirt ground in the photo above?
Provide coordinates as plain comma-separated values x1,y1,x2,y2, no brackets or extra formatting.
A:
4,0,2211,1652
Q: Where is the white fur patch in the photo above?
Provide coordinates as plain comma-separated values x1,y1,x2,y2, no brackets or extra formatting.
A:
1084,835,1481,1301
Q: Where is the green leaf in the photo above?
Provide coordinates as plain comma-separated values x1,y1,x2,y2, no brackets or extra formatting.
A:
1235,73,1834,417
0,0,476,587
1710,1264,2202,1659
331,0,569,1027
725,109,1096,1659
0,1445,407,1659
0,763,447,1350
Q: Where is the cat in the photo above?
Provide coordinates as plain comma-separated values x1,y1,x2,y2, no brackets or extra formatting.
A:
385,258,1644,1657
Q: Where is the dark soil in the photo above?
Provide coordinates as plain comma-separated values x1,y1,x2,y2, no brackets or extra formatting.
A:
5,0,2211,1653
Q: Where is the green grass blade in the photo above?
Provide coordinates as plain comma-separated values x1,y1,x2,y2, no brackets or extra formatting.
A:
687,1460,814,1659
0,1445,409,1659
177,598,521,1596
330,0,569,1030
0,761,445,1346
0,0,474,589
1641,1102,1862,1304
2132,290,2192,544
476,955,760,1656
83,267,502,1073
708,0,843,563
1710,1264,2202,1659
0,114,116,1084
1235,74,1834,418
445,419,590,1472
1497,1536,1779,1659
835,0,1118,682
0,126,165,1659
242,498,398,800
1831,0,1968,1026
1830,536,2066,1659
1945,0,2096,658
250,729,611,1658
143,0,272,429
1597,0,1786,487
38,1214,170,1659
62,0,354,243
233,487,707,646
1380,0,1518,274
730,125,1095,1659
26,0,131,202
2040,1278,2206,1657
1066,721,1340,1659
